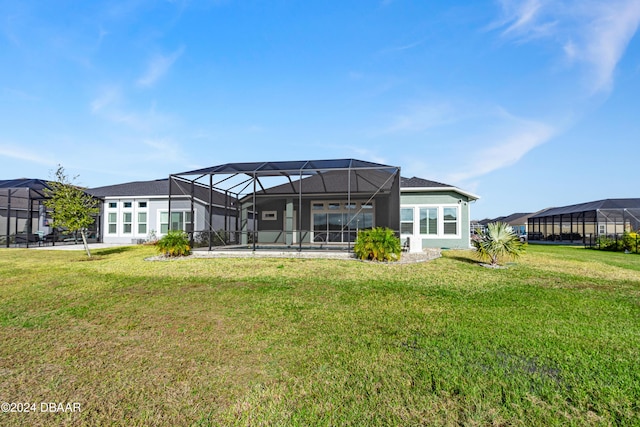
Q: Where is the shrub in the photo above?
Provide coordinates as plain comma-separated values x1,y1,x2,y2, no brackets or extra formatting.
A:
472,222,525,266
156,230,191,257
354,227,401,262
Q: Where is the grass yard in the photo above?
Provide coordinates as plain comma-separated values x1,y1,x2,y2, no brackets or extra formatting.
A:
0,244,639,426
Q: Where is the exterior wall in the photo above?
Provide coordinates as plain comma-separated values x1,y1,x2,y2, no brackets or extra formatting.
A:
100,197,232,244
400,190,473,250
247,194,393,246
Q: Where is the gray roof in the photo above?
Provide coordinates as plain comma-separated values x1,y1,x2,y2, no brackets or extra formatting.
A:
530,198,640,218
400,176,451,188
88,179,234,207
480,212,531,225
88,179,171,198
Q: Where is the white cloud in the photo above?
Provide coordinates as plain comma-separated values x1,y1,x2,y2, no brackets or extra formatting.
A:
137,46,185,88
379,103,459,134
0,144,56,166
493,0,640,93
446,118,555,183
90,86,121,113
499,0,544,35
581,1,640,93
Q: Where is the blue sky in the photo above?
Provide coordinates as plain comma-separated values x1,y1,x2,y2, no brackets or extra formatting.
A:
1,0,639,219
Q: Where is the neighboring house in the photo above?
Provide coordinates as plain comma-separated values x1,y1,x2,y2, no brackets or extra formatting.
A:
88,179,239,245
0,178,52,247
400,177,479,251
479,212,533,235
1,178,101,247
527,199,640,243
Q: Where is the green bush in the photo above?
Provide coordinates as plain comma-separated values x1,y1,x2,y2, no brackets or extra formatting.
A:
598,232,640,253
156,230,191,257
354,227,401,262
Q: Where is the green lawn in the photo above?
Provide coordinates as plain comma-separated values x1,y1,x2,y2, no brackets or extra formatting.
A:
0,245,638,426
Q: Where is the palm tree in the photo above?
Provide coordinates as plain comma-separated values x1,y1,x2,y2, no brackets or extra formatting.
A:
472,222,525,266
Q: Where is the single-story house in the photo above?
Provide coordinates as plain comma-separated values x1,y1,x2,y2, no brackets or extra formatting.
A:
527,198,640,243
170,159,479,252
478,211,549,239
87,178,240,246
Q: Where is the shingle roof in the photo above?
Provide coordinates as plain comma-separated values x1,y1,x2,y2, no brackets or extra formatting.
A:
400,176,479,200
400,176,451,188
87,179,171,197
88,179,233,207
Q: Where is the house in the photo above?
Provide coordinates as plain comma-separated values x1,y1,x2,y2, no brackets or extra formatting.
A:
527,199,640,243
87,178,240,245
0,178,52,247
400,177,479,251
170,159,479,252
479,212,535,236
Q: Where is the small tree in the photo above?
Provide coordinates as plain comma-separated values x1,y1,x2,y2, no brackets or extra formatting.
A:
43,166,100,257
472,222,524,266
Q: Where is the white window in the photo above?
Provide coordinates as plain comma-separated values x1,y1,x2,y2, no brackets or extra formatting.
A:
400,208,414,234
160,211,193,234
419,208,438,235
262,211,277,221
443,207,458,235
107,212,117,234
401,205,460,238
138,212,147,234
123,212,132,234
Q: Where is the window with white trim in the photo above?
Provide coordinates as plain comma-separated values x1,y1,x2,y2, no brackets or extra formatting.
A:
107,212,117,234
419,208,438,235
443,207,458,235
400,208,414,234
401,205,460,238
138,212,147,234
160,211,193,234
123,212,132,234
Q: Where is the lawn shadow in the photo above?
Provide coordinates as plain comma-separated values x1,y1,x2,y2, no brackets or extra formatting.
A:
445,254,480,266
94,246,136,256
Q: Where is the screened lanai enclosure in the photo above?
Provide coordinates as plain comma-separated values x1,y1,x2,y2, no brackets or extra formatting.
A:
0,179,51,247
1,178,100,247
527,199,640,245
169,159,401,251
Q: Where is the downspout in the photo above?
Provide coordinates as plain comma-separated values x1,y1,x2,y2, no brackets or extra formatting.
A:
168,175,173,232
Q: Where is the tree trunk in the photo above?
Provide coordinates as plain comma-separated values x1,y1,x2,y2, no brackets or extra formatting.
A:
80,230,91,258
